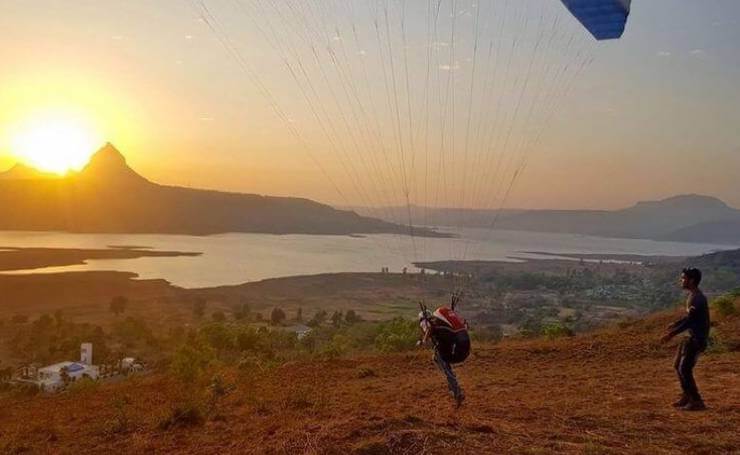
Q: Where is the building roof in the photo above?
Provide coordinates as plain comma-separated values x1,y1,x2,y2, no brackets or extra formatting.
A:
39,361,88,373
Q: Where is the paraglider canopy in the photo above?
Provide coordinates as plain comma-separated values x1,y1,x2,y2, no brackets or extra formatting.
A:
561,0,632,40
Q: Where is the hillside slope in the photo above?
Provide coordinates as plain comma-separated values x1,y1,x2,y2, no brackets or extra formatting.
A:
1,309,738,454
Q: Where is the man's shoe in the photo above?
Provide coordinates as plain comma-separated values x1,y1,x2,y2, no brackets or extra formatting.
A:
672,395,689,408
455,391,465,408
681,400,707,411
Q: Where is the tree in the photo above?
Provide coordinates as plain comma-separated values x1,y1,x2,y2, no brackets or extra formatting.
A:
296,307,303,323
109,296,128,317
193,298,207,319
270,308,286,326
345,310,362,324
307,310,328,327
53,310,64,327
212,311,226,323
234,303,250,321
331,311,343,327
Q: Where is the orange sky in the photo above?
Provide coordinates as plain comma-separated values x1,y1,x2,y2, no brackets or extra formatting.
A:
1,0,739,210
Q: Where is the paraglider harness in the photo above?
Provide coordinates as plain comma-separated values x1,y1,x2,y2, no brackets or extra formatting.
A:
419,294,471,364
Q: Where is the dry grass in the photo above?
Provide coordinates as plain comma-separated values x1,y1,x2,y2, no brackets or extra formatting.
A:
1,309,738,454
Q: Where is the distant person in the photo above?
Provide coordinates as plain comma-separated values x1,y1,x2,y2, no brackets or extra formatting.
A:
661,267,710,411
418,295,471,407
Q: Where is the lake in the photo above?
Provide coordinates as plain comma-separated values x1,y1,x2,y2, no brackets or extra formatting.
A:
0,229,733,288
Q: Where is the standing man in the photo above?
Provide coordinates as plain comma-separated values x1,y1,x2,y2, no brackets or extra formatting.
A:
661,267,710,411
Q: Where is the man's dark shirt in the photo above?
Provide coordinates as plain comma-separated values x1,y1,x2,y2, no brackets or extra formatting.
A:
669,290,710,345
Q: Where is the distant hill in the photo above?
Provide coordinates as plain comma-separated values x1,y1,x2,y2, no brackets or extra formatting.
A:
494,194,740,243
0,163,59,180
0,144,442,237
356,194,740,244
660,220,740,244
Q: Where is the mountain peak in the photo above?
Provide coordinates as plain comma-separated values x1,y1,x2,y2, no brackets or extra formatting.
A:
78,143,148,184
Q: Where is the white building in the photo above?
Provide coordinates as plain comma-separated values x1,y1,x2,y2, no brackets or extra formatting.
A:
29,343,99,392
36,361,99,391
288,324,312,340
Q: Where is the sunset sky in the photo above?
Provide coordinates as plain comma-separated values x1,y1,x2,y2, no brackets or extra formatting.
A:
1,0,738,210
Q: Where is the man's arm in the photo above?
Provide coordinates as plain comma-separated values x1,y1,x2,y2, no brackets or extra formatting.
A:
421,327,431,345
418,319,432,346
662,306,696,342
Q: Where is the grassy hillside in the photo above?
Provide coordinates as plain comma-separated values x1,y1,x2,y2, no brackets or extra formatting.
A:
1,301,738,454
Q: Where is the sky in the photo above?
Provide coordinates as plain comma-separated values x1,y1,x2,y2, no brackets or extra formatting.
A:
0,0,739,211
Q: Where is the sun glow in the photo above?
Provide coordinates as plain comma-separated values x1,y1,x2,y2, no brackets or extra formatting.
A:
10,110,103,174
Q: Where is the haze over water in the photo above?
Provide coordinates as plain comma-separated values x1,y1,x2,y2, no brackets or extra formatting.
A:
1,229,733,288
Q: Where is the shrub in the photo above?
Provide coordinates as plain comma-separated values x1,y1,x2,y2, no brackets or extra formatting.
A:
282,387,314,411
159,401,204,429
237,355,266,377
518,317,543,338
320,334,351,359
170,338,214,383
357,367,376,378
206,374,235,416
706,331,729,355
104,394,132,434
470,326,503,343
192,298,207,319
109,296,128,316
67,376,99,394
374,318,418,352
542,322,574,340
711,295,737,318
199,323,234,353
345,310,362,324
236,328,261,352
212,311,226,322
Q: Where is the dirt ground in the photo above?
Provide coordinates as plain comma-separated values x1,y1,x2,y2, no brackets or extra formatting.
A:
1,308,738,454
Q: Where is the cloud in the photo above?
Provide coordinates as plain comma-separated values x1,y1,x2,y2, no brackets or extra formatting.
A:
689,49,705,56
657,51,671,57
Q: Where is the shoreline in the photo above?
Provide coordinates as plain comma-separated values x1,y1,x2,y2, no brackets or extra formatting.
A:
0,246,200,272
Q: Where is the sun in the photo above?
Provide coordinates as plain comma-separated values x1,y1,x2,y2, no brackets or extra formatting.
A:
10,111,103,174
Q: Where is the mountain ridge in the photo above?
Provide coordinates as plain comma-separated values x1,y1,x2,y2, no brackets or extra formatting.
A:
354,194,740,244
0,144,444,237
